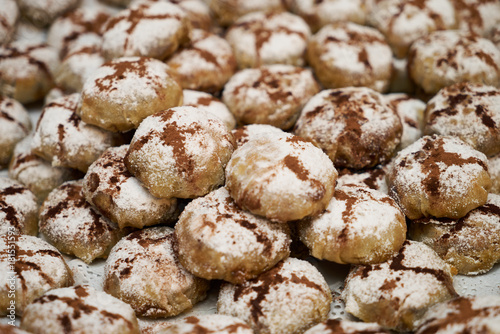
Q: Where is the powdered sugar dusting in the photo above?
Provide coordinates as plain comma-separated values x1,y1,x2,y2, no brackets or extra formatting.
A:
232,124,285,148
305,319,390,334
0,177,38,235
166,314,253,334
0,96,31,148
336,165,389,194
182,90,236,130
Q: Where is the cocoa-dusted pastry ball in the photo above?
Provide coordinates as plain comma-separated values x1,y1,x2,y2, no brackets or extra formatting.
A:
159,315,253,334
0,177,38,236
104,227,210,318
408,30,500,95
304,319,391,334
415,295,500,334
0,0,19,45
222,65,319,130
101,1,191,61
342,240,458,332
424,82,500,157
307,22,393,92
217,257,332,334
0,42,59,104
0,235,73,316
294,87,402,169
182,90,236,130
166,29,236,93
209,0,286,27
368,0,457,58
175,187,291,284
226,11,311,68
286,0,369,33
225,132,337,222
125,106,235,199
17,0,80,28
83,145,178,229
387,135,491,220
0,95,31,168
409,193,500,275
21,285,140,334
490,153,500,194
299,185,406,265
453,0,500,37
32,93,124,172
78,56,183,132
232,124,285,148
336,165,389,194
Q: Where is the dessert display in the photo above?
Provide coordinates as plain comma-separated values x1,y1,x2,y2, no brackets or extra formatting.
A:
0,178,38,236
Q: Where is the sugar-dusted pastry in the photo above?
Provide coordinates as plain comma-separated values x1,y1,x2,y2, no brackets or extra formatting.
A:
408,30,500,95
424,82,500,157
16,0,80,28
104,227,210,318
159,314,253,334
387,135,491,219
83,145,178,229
21,285,140,334
225,132,336,222
0,95,31,168
294,87,402,169
336,165,388,194
232,124,285,148
223,65,319,130
342,240,458,331
0,177,38,236
209,0,286,27
307,22,393,92
490,153,500,194
0,0,19,45
453,0,500,37
218,257,332,334
0,235,73,316
304,319,391,334
78,56,182,132
182,90,236,130
409,193,500,275
125,106,235,199
166,29,236,93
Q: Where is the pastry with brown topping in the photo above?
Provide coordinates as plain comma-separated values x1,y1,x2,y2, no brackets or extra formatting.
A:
307,22,393,92
78,56,183,132
342,240,458,332
304,319,391,334
0,177,38,236
104,227,210,318
387,135,491,219
452,0,500,37
21,285,140,334
294,87,402,169
225,132,336,223
232,124,285,148
222,65,319,130
424,82,500,157
166,29,236,93
209,0,286,27
0,0,19,46
16,0,80,28
299,185,406,265
217,257,332,334
159,314,253,334
175,187,291,284
0,95,31,168
125,106,235,199
0,234,73,316
83,145,178,229
336,165,389,194
182,90,236,130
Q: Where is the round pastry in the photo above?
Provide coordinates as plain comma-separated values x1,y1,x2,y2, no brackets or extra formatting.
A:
424,82,500,157
21,285,140,334
9,136,82,204
368,0,457,58
217,257,332,334
78,56,183,132
0,177,38,236
408,30,500,95
336,165,388,194
294,87,402,169
222,65,320,130
175,187,291,283
0,0,19,45
489,152,500,194
182,90,236,130
385,93,425,151
225,132,337,222
0,42,59,104
0,234,73,316
209,0,286,27
158,315,253,334
39,180,123,264
409,193,500,275
341,240,458,331
104,227,210,318
304,319,391,334
83,145,178,229
307,22,393,92
299,185,406,265
125,106,235,199
286,0,369,33
16,0,80,28
101,1,191,61
232,124,285,148
44,86,67,105
453,0,500,37
0,324,31,334
387,135,491,220
165,29,236,93
225,11,311,68
415,295,500,334
0,95,31,168
32,93,124,172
